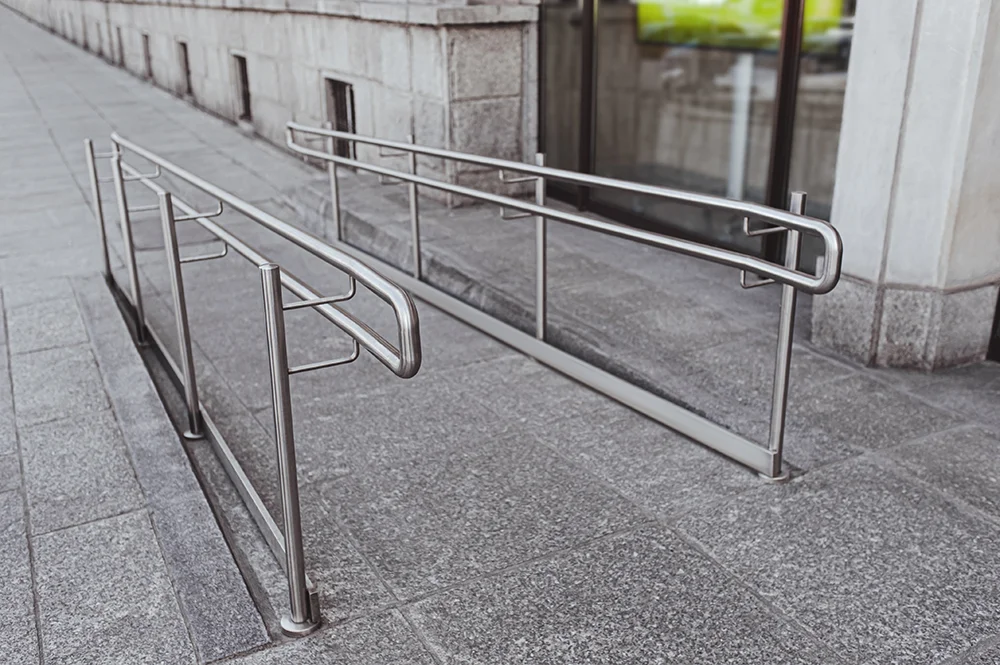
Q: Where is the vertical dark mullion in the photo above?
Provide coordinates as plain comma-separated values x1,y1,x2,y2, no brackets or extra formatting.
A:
577,0,598,209
764,0,805,260
988,291,1000,362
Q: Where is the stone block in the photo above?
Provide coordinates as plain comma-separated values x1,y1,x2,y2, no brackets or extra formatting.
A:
410,26,445,99
447,25,522,100
678,457,1000,664
10,343,109,427
449,97,521,160
6,297,89,356
875,286,935,368
248,54,281,103
20,410,144,535
33,511,196,665
0,491,37,665
372,86,413,142
811,274,878,364
930,283,999,367
408,526,838,664
376,23,411,92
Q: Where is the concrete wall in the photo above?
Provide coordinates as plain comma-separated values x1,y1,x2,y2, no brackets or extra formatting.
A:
5,0,538,194
813,0,1000,369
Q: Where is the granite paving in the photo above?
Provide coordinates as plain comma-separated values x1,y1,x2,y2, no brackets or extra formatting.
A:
3,5,1000,665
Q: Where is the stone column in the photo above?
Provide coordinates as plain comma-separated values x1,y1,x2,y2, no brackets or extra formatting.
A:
813,0,1000,369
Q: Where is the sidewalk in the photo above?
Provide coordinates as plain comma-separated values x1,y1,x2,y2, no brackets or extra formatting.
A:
4,5,1000,664
0,17,268,665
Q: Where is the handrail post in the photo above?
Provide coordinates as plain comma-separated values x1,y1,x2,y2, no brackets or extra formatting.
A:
84,139,112,279
535,153,547,340
764,191,805,481
408,134,421,279
259,264,321,638
325,121,341,242
158,191,203,439
109,144,148,346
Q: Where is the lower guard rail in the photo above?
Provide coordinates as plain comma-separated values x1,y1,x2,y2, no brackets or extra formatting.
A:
83,136,422,638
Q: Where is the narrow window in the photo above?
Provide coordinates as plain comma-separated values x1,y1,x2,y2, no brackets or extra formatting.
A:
233,55,251,121
82,20,88,50
178,41,192,96
95,23,103,58
324,78,355,158
116,27,125,67
142,34,152,79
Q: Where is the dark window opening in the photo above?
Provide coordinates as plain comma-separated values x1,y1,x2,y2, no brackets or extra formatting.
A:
233,55,251,121
95,23,103,58
82,20,88,50
324,78,356,159
142,33,152,79
178,41,193,96
116,27,125,67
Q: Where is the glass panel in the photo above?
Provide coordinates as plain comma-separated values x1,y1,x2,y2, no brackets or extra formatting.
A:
591,0,781,251
791,0,857,270
541,0,583,173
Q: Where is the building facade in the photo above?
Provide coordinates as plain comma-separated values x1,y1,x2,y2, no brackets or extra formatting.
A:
4,0,999,370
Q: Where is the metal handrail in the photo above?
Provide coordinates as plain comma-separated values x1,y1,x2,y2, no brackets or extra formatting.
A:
85,135,423,638
110,132,421,379
286,121,843,295
284,120,846,481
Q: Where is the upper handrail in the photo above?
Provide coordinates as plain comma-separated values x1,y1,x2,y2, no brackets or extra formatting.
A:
110,132,421,379
285,121,843,295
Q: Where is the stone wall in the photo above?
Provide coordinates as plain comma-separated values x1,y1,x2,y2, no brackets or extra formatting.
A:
5,0,538,194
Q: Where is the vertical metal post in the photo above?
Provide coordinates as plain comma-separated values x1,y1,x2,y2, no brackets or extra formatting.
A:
534,152,547,340
259,264,321,638
84,139,112,279
325,121,341,242
158,192,202,440
765,191,805,480
407,134,421,279
109,145,148,345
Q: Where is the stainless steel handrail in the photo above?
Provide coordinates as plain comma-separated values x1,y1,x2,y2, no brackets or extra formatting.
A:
111,132,421,379
286,121,843,295
284,121,846,481
85,135,423,638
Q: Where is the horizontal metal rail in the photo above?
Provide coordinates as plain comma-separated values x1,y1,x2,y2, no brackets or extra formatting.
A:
286,121,842,295
285,121,845,480
111,131,421,379
89,134,423,637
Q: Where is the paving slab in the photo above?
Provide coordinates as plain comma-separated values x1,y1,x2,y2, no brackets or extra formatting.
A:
0,491,38,665
19,410,144,535
311,431,648,600
33,510,197,665
677,457,1000,665
5,296,89,355
887,425,1000,520
407,526,842,665
9,342,109,427
228,611,435,665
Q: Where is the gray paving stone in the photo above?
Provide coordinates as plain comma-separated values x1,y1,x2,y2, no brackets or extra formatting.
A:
0,346,14,457
407,526,842,665
10,343,109,427
677,457,1000,664
0,491,39,665
0,453,20,492
962,638,1000,664
538,406,759,520
1,276,75,309
887,426,1000,519
19,410,143,535
313,432,648,599
33,510,196,665
783,374,961,454
229,610,434,665
5,296,89,355
74,279,270,660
